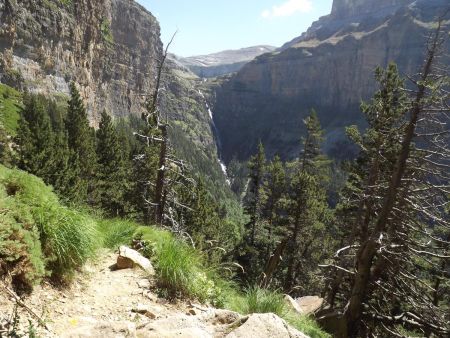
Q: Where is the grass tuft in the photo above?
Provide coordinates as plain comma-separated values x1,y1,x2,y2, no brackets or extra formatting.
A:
97,219,138,249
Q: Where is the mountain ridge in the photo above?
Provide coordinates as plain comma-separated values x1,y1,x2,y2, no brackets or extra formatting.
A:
213,0,449,163
174,45,276,78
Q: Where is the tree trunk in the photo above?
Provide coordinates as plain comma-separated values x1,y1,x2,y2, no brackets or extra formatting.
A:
153,125,167,224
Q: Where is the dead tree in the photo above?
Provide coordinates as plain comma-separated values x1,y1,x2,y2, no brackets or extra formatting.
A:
134,33,195,230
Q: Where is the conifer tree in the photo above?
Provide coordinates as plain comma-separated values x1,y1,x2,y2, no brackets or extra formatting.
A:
95,110,127,216
323,25,450,335
244,141,266,245
283,111,332,294
65,82,96,202
16,94,55,184
261,155,286,259
239,142,267,281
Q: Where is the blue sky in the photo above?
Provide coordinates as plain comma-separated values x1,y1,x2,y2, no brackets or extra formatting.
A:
136,0,333,56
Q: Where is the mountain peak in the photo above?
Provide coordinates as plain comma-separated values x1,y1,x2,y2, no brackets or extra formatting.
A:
331,0,414,19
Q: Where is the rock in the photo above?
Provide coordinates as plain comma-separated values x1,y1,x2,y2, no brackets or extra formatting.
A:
284,295,304,315
117,246,155,275
297,296,324,315
137,314,213,338
132,304,158,319
116,256,134,270
212,309,243,325
225,313,309,338
187,308,197,316
137,279,151,289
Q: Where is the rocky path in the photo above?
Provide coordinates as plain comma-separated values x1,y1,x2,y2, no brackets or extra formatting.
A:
1,250,309,338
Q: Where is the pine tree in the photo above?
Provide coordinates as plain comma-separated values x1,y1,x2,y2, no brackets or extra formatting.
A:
65,82,96,203
324,27,450,335
95,110,127,216
238,142,267,282
16,94,55,184
283,110,332,294
261,155,286,260
244,141,266,245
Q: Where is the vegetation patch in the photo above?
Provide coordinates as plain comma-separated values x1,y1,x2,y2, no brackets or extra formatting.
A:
0,83,22,135
0,165,99,288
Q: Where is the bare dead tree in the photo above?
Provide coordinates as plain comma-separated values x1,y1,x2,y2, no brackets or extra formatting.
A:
134,32,195,232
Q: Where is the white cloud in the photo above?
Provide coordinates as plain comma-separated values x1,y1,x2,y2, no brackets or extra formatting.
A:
261,0,313,19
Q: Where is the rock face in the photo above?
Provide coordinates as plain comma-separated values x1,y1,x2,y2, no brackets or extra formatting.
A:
0,0,162,125
0,0,228,191
213,0,449,162
174,46,276,78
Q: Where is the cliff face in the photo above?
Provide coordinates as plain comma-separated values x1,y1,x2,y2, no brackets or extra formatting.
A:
214,0,449,162
0,0,229,191
0,0,162,125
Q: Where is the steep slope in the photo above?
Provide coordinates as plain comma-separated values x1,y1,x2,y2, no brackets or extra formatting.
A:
213,0,449,162
174,46,276,78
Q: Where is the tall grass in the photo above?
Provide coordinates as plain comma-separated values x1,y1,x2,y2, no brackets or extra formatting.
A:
97,219,138,249
0,165,99,284
224,286,330,338
134,226,221,303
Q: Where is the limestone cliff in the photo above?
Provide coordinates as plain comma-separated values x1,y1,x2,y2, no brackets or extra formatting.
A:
214,0,450,162
0,0,161,125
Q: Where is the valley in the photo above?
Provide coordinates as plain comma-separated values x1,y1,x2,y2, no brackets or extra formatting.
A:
1,0,449,337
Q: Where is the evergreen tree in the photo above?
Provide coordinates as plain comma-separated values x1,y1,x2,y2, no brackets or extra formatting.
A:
95,110,128,216
16,94,55,184
325,45,450,337
239,142,267,282
261,155,286,260
244,141,266,245
65,82,96,202
282,111,332,294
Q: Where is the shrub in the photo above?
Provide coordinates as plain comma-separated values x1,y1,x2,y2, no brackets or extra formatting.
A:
0,165,99,285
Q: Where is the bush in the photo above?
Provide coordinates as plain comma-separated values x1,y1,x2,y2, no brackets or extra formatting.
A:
97,219,138,249
0,165,99,286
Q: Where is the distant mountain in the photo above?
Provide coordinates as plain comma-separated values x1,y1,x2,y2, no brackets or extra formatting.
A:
173,46,276,78
213,0,450,163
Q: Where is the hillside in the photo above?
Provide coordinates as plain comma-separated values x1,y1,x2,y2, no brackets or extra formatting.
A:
212,0,450,162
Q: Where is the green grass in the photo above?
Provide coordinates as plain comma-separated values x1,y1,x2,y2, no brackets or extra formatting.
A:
0,164,328,336
0,165,99,286
0,84,22,135
223,286,330,338
97,218,138,249
133,226,223,304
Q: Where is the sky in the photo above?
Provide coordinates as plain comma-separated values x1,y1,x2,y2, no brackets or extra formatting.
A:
136,0,333,57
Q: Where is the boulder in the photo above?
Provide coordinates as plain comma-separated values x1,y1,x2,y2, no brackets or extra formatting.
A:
226,313,309,338
117,246,155,275
284,295,304,315
297,296,323,315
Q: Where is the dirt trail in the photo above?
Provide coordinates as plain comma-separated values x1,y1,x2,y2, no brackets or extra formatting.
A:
1,250,191,337
1,250,309,338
